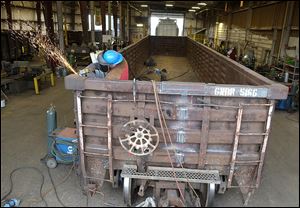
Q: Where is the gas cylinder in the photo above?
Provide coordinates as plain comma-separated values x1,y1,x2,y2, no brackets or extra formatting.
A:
46,104,57,154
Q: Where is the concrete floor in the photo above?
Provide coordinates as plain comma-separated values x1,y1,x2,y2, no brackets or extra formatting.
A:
1,78,299,207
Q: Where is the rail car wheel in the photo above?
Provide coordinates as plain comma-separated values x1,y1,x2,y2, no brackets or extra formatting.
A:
123,177,133,206
199,183,216,207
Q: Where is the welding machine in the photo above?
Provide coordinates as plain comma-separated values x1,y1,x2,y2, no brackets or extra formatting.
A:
45,105,79,168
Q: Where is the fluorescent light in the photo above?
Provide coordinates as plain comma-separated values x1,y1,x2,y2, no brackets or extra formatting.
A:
136,23,144,27
192,6,200,9
198,2,207,6
141,4,148,7
165,4,173,7
189,9,196,12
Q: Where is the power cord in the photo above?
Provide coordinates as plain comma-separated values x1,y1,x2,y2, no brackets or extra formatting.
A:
1,167,48,207
46,167,67,207
166,70,191,81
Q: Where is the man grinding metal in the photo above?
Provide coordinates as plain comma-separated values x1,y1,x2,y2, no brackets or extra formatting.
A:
79,50,129,80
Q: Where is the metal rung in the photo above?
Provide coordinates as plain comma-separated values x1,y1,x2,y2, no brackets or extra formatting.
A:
84,175,112,182
234,160,261,164
228,185,256,188
241,103,273,106
83,151,109,157
121,165,221,184
79,95,108,100
238,133,267,136
80,124,108,129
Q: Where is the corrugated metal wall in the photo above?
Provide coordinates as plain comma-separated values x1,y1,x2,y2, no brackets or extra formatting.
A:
208,1,299,66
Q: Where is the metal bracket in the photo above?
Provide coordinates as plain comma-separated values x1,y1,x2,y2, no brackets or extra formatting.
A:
133,78,137,103
175,152,185,165
138,180,148,197
218,176,227,194
176,130,185,143
178,107,188,120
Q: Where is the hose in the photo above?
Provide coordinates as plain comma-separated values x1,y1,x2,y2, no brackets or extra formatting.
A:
48,136,78,164
1,167,48,207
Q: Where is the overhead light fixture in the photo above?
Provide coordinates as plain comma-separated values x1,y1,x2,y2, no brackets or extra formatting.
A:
189,9,196,12
240,1,244,7
141,4,148,8
192,6,200,9
166,4,173,7
198,2,207,6
136,23,144,27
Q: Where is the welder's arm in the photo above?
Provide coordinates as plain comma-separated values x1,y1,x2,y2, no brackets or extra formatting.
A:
105,59,129,80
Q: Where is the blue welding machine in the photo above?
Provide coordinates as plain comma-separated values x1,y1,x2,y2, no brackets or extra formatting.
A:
46,105,78,168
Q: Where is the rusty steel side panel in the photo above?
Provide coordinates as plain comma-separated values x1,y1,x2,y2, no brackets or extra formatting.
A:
119,36,150,79
68,77,276,191
65,76,287,100
65,36,289,201
150,36,187,57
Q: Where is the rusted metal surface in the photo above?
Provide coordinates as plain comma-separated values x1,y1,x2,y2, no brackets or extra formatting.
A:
66,36,289,205
198,97,210,168
228,106,244,187
107,94,113,183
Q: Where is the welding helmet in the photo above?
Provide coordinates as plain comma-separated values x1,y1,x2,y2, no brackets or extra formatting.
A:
97,50,123,67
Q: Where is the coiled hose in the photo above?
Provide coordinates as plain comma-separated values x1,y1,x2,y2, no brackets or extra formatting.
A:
49,136,78,163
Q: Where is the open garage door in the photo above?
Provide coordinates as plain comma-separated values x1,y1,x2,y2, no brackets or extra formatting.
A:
150,12,184,36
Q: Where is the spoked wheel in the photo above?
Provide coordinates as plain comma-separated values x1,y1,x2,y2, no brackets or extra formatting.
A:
123,177,134,206
199,183,216,207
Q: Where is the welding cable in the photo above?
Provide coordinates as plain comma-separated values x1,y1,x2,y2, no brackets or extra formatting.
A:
47,167,67,207
166,70,191,81
152,80,186,206
0,167,48,207
28,162,75,206
155,86,201,202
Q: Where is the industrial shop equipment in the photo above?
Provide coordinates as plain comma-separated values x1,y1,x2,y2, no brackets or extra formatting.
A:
45,105,78,169
0,61,55,95
65,36,288,207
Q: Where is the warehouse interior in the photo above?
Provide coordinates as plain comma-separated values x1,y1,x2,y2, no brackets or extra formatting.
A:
1,1,299,207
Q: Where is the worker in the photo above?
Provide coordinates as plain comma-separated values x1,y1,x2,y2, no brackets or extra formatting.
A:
227,47,237,61
97,50,129,80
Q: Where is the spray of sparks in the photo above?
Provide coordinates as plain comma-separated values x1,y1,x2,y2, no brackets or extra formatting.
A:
5,20,78,75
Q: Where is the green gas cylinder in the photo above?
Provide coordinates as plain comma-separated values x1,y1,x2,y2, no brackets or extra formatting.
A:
46,104,57,155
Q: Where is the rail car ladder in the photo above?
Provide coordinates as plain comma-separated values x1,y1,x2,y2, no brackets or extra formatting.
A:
227,102,275,192
76,92,114,189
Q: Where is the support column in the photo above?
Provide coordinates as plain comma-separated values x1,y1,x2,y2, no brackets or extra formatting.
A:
226,12,232,48
5,1,12,29
108,1,112,35
126,2,130,42
57,1,65,53
79,1,89,44
112,1,118,37
245,1,253,42
269,29,277,65
5,0,12,60
36,1,42,31
70,2,76,31
100,1,106,35
120,2,126,41
128,5,132,42
279,1,295,58
90,1,95,46
42,1,55,69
